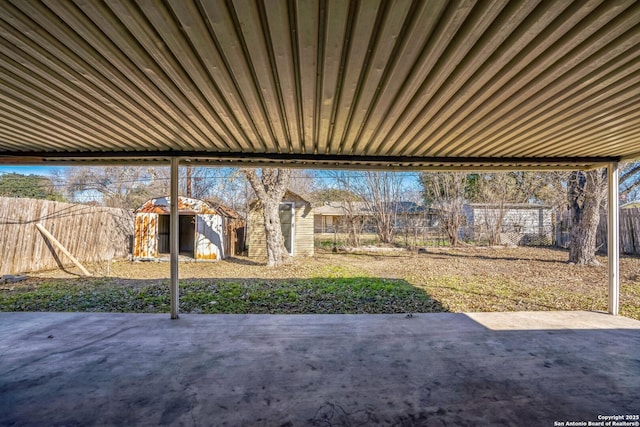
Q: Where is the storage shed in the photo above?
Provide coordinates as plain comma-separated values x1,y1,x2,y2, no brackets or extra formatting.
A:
248,191,314,258
134,196,244,261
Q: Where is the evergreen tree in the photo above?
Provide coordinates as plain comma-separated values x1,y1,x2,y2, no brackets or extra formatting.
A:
0,173,64,201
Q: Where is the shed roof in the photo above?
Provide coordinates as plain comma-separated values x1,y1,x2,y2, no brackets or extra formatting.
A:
208,203,243,220
0,1,639,170
135,196,234,216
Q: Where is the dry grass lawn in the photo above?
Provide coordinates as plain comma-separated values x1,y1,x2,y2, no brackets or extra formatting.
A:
5,246,639,319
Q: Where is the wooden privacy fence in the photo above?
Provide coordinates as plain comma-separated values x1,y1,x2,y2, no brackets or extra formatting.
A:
557,208,640,255
0,197,134,275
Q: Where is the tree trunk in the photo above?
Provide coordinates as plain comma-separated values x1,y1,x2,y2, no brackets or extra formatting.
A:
487,208,506,246
243,168,291,267
567,170,606,265
346,215,361,247
445,221,459,247
261,199,288,266
377,212,394,244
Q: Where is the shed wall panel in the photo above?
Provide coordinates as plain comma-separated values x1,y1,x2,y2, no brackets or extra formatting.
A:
195,214,223,260
248,196,314,258
134,212,158,259
248,208,267,258
294,201,314,257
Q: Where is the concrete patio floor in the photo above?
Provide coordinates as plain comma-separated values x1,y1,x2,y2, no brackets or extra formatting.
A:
1,311,639,426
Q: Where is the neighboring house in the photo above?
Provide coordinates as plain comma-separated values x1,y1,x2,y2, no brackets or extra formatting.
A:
313,201,437,233
392,201,440,229
248,191,314,258
313,202,372,234
463,203,553,245
133,196,244,261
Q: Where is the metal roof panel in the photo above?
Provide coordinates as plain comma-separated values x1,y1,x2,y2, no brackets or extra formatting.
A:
0,0,638,169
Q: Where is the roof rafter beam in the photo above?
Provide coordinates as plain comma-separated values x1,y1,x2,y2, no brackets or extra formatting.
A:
0,151,618,171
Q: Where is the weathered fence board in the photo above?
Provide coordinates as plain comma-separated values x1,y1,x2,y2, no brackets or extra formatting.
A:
557,208,640,255
0,197,133,275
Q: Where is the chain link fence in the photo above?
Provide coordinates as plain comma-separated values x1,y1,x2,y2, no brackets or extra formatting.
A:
314,223,554,248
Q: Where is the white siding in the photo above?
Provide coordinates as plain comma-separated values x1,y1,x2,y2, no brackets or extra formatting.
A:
294,201,314,257
465,205,553,245
195,214,224,261
249,196,314,258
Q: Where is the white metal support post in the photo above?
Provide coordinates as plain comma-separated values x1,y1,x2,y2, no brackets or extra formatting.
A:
170,158,180,319
607,162,620,315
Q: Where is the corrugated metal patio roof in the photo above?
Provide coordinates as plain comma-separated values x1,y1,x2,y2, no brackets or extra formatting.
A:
1,0,639,170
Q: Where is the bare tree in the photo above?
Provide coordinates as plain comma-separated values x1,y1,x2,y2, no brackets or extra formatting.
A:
288,170,319,196
243,168,291,267
396,192,425,249
353,172,405,244
364,172,400,243
65,166,167,208
471,172,549,245
420,172,467,246
535,171,572,213
564,163,638,265
322,172,364,247
474,174,509,245
620,161,640,203
149,166,246,207
66,165,252,211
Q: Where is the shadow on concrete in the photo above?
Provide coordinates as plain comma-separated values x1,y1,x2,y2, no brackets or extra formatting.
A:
0,311,638,426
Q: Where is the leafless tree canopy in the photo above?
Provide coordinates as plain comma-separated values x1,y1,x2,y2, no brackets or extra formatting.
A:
420,172,467,246
331,171,406,244
62,166,249,211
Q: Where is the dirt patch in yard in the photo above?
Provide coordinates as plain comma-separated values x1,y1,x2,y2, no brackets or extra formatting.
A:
7,247,640,319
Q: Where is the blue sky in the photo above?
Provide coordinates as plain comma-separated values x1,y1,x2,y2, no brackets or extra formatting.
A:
0,165,66,177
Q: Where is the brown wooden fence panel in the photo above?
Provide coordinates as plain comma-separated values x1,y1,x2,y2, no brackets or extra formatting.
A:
557,208,640,255
0,197,134,275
